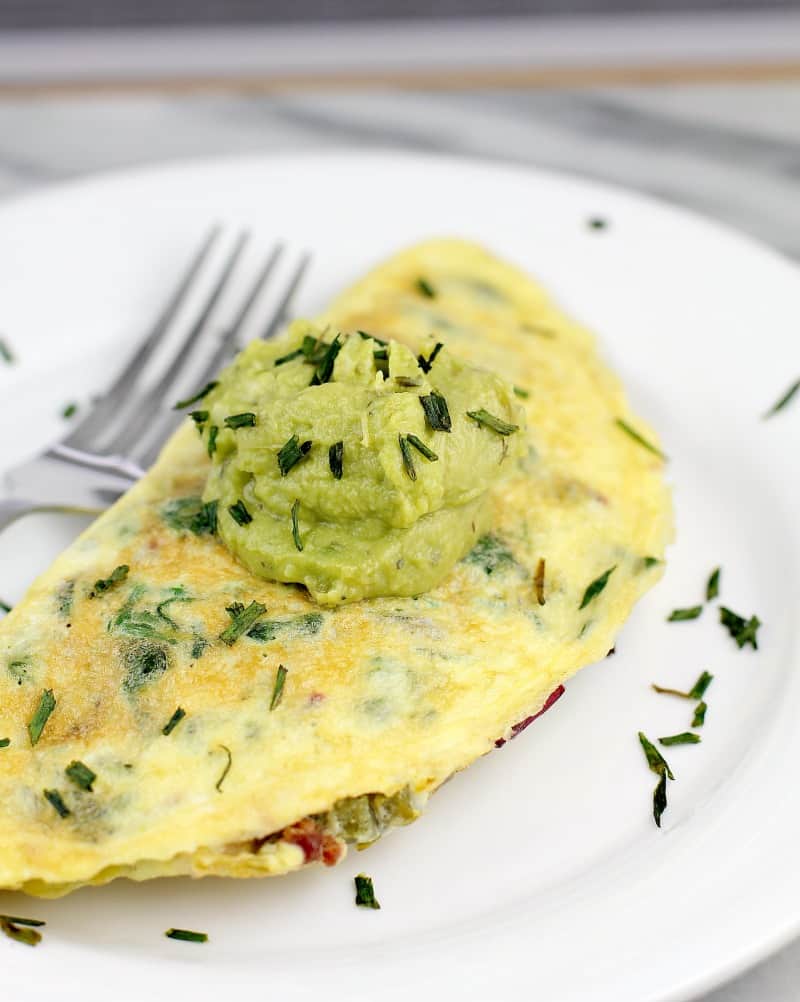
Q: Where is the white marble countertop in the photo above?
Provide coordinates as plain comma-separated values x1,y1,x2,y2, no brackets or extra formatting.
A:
0,80,798,999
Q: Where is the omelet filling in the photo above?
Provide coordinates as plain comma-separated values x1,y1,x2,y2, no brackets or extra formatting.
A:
202,321,526,603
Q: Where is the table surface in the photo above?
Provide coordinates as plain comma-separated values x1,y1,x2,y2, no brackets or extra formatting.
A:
0,80,798,1000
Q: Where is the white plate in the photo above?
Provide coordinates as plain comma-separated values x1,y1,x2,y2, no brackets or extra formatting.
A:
0,152,798,1002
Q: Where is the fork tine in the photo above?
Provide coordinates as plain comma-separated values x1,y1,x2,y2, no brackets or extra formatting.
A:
62,225,221,449
105,231,251,456
260,251,312,341
130,243,294,472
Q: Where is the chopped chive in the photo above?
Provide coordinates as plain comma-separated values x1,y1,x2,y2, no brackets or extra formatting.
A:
706,567,721,601
278,434,312,476
405,434,438,462
43,789,70,818
419,391,452,432
394,376,422,388
416,277,436,299
270,664,288,711
228,500,253,526
373,348,389,362
207,424,219,457
466,409,519,436
215,745,232,792
659,732,701,746
219,601,266,646
0,338,13,364
587,217,608,230
641,556,661,570
652,771,668,828
28,689,56,746
291,498,303,551
692,701,708,728
89,564,129,599
162,707,186,736
763,377,800,419
667,606,703,622
274,347,304,366
579,566,616,610
719,607,761,649
310,334,342,385
0,599,10,613
615,418,666,460
65,760,96,792
173,382,218,410
638,731,675,781
0,738,9,748
166,928,208,943
225,602,245,619
62,402,78,419
224,412,257,430
652,670,713,701
513,386,530,399
189,409,208,428
0,915,45,927
398,435,416,481
358,330,388,346
534,557,546,606
417,342,443,373
329,441,344,480
0,918,42,947
354,873,381,909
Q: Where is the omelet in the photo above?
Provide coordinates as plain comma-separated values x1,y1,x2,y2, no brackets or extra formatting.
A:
0,239,672,897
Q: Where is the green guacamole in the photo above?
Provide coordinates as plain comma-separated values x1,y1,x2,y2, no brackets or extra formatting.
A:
201,321,525,604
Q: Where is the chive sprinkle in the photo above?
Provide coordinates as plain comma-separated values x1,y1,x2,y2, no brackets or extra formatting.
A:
65,760,96,792
43,789,70,818
615,418,666,460
641,556,661,570
0,915,45,927
291,498,303,551
0,338,13,364
166,928,208,943
189,409,208,428
215,745,232,792
354,873,381,909
162,707,186,736
219,601,266,646
0,599,10,613
706,567,721,601
763,377,800,419
638,731,673,828
579,566,616,610
224,412,257,430
394,376,422,388
692,701,708,727
28,689,56,746
659,732,701,746
173,382,218,410
398,435,416,481
329,441,344,480
417,342,443,373
0,917,43,947
373,347,389,362
278,434,312,476
466,409,519,436
419,391,452,432
207,425,219,457
406,434,438,462
358,330,388,346
652,771,668,829
513,386,530,399
416,277,436,299
0,738,9,748
534,557,546,606
652,671,714,701
310,334,342,385
270,664,288,711
62,402,78,419
89,564,129,599
274,347,304,366
667,606,703,622
228,500,253,526
719,607,761,649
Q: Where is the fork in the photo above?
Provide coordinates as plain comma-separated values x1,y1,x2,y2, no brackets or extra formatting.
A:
0,228,311,533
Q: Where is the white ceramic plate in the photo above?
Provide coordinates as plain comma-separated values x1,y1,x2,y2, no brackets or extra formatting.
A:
0,153,798,1002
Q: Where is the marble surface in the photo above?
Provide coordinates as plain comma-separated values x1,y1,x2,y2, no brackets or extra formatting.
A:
0,81,798,999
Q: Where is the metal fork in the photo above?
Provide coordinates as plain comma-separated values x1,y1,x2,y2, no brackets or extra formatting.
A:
0,229,311,533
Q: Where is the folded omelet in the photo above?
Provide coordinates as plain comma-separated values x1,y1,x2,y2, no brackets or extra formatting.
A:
0,240,672,896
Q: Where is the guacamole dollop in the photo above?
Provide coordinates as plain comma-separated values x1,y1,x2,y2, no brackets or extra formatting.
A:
201,321,525,604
